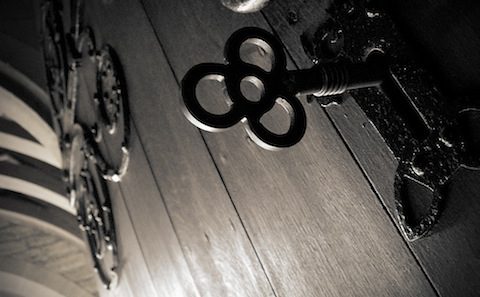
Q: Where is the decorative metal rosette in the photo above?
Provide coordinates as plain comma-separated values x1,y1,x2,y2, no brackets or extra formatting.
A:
77,141,119,289
41,0,129,289
94,46,130,182
62,124,119,289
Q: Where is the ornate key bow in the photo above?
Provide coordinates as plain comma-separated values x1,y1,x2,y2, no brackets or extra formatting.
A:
182,27,385,149
182,27,307,150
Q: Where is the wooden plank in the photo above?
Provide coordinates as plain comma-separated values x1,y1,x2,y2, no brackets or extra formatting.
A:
107,184,159,297
117,127,199,297
85,1,275,296
75,13,199,297
139,0,437,296
262,1,480,296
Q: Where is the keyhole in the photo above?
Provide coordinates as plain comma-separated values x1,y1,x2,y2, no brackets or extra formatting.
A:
240,76,264,102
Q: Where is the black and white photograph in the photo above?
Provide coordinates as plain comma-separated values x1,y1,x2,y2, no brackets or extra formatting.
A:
0,0,479,296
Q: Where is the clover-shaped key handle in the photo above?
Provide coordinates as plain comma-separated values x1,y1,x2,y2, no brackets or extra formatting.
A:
181,27,386,150
182,27,309,150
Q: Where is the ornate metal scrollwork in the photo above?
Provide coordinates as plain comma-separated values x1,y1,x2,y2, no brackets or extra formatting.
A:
94,46,130,182
41,0,129,289
41,0,70,129
318,0,478,241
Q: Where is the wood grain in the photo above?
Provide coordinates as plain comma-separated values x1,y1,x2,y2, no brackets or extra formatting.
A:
117,127,199,297
75,8,199,297
139,0,437,296
0,217,96,296
86,1,275,296
0,192,81,242
106,185,159,297
0,258,94,297
262,0,480,296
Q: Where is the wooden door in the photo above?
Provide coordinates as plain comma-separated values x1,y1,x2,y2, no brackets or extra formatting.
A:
3,0,479,296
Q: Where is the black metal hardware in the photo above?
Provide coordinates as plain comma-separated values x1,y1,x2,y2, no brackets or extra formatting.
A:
93,45,130,182
319,0,479,241
181,2,479,242
41,0,129,289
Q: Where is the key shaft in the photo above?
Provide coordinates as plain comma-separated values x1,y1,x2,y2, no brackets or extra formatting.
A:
285,57,387,97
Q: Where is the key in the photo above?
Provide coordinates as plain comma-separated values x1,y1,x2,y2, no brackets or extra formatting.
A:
181,27,388,150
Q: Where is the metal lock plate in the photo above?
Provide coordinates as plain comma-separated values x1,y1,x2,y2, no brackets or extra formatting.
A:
303,0,479,240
